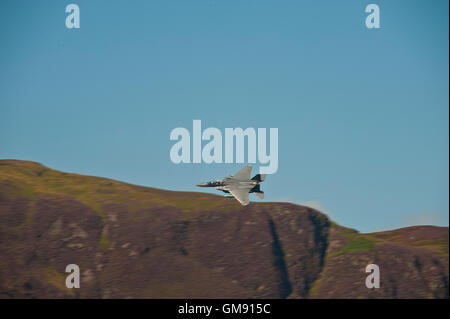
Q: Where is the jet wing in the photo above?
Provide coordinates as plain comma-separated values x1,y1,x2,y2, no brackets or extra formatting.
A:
231,165,252,181
227,185,251,206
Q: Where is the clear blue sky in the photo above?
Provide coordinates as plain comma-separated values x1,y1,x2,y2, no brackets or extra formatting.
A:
1,0,448,232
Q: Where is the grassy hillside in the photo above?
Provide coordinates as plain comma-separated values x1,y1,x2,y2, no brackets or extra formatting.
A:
0,160,448,298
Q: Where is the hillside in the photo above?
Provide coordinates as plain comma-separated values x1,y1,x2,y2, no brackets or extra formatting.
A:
0,160,448,298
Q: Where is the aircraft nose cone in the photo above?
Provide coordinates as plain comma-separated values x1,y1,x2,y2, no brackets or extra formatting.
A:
196,182,209,187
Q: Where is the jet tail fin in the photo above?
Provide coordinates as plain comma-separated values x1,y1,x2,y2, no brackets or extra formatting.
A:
251,174,266,182
251,184,264,199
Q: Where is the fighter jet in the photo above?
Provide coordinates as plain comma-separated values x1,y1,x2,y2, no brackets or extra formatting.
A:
196,166,265,206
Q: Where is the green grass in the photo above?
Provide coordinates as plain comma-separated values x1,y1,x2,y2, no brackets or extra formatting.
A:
331,236,374,257
0,160,234,222
99,233,109,249
308,276,324,297
43,266,75,295
417,237,449,255
328,224,375,257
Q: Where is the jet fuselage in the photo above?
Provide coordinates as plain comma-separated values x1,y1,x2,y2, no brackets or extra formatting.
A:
196,166,266,205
